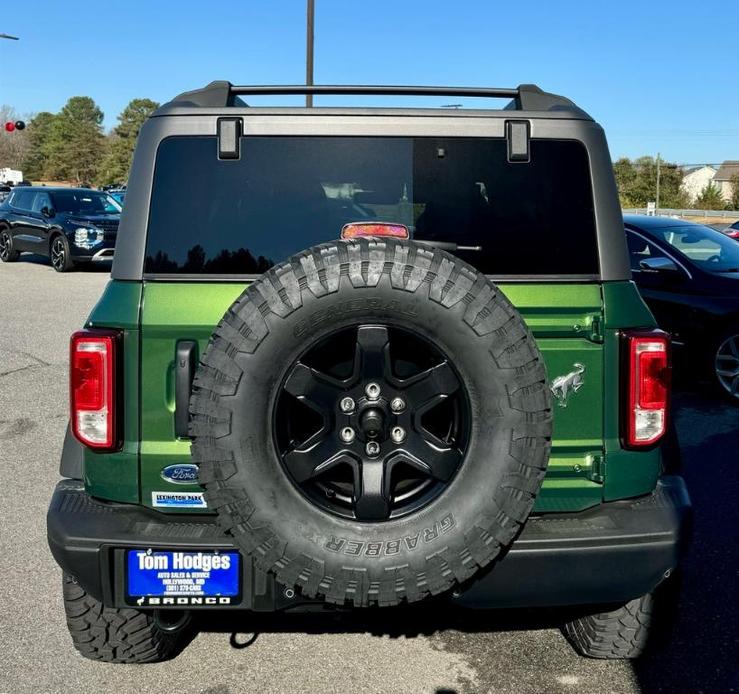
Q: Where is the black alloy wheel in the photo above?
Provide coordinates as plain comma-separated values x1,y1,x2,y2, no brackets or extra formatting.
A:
0,230,18,261
274,324,470,521
51,235,72,272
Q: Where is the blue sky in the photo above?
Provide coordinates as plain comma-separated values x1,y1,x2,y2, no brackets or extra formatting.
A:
1,0,736,164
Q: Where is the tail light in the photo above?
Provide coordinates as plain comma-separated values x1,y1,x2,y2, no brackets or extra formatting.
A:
70,329,120,450
623,330,670,448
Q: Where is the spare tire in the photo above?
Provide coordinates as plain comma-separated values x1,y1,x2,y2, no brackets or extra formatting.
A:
190,238,552,607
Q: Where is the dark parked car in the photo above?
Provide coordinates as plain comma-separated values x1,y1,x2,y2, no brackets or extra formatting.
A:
0,187,121,272
0,185,11,203
624,214,739,401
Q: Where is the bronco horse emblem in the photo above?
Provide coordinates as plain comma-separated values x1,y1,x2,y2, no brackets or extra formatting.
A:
550,363,586,407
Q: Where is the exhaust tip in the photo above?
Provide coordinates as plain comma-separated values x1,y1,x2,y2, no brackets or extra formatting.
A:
153,609,191,633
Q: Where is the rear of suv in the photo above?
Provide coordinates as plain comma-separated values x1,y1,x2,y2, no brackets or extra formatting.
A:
47,82,690,663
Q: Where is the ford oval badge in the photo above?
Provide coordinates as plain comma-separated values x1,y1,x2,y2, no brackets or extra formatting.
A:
160,464,199,485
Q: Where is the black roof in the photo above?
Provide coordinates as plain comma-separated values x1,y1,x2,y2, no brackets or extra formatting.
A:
623,214,705,230
9,186,104,194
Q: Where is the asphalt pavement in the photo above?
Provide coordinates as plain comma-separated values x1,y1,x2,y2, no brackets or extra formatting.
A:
1,258,736,694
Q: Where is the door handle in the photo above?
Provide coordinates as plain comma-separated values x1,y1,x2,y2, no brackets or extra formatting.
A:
174,341,198,438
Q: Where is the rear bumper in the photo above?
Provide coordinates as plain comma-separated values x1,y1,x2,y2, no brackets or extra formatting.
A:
452,475,691,608
47,476,691,610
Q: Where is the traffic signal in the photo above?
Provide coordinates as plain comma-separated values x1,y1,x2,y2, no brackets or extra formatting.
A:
3,121,25,132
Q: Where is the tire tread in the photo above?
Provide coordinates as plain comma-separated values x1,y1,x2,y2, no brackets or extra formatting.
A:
62,574,184,663
561,593,654,659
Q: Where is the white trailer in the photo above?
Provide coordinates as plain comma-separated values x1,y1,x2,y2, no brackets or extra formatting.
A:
0,168,23,184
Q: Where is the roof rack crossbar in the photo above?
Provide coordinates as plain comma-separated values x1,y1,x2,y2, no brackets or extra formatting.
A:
228,85,521,98
163,81,589,118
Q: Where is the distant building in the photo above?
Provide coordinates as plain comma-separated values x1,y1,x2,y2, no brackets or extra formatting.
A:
713,161,739,203
680,165,716,203
0,167,23,184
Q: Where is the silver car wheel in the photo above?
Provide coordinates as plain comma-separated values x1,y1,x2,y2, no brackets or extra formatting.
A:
51,237,66,270
0,231,11,260
715,334,739,399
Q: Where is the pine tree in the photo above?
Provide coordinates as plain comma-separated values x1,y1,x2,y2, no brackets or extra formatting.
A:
43,97,105,184
695,182,725,210
729,174,739,211
21,111,56,180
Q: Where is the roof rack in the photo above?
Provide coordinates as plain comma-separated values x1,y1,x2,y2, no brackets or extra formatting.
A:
165,82,588,116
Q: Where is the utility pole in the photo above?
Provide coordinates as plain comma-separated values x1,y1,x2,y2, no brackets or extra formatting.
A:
655,152,661,214
306,0,315,107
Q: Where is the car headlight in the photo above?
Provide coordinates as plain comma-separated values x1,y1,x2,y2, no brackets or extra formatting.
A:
74,227,104,249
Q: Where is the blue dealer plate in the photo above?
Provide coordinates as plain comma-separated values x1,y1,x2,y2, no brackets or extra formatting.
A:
127,550,240,598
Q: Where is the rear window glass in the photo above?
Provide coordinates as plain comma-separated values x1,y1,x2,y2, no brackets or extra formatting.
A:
145,136,598,276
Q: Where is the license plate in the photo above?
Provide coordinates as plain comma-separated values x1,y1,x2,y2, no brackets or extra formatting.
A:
126,550,240,606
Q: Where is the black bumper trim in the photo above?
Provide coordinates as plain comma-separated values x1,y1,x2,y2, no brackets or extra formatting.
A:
47,476,691,610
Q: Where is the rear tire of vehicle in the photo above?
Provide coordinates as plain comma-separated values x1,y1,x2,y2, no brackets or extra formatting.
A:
560,574,680,659
61,573,188,663
562,595,654,659
50,234,74,273
0,228,19,262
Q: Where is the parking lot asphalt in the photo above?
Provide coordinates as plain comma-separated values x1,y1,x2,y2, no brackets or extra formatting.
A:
1,258,737,694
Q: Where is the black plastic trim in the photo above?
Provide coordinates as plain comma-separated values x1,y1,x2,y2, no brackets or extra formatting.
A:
141,273,602,283
453,475,691,608
506,120,530,162
174,340,198,438
59,425,83,480
47,476,690,610
228,84,521,97
217,117,242,159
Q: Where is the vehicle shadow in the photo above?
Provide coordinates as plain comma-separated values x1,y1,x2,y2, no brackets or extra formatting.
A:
632,386,739,693
191,601,570,643
10,253,111,272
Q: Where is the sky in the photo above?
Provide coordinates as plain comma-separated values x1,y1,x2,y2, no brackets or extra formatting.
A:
0,0,737,165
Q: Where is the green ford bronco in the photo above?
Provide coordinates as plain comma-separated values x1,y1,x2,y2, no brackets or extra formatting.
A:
47,83,690,663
